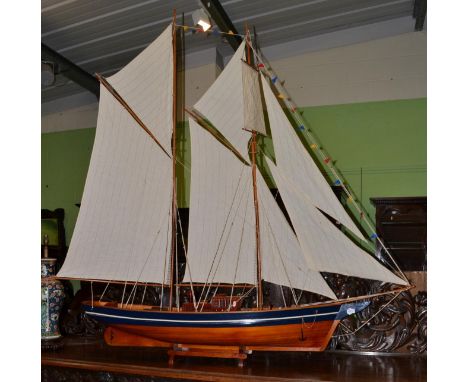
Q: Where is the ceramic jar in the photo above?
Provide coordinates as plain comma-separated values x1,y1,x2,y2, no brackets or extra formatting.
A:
41,258,65,340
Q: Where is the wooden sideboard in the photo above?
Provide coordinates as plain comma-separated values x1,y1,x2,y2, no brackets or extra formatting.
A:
370,197,427,272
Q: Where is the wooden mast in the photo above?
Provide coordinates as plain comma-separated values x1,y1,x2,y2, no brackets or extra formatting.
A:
169,9,177,310
245,24,263,309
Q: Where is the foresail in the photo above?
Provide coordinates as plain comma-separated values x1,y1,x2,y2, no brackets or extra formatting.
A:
107,24,173,153
194,40,264,161
185,117,336,298
183,117,257,285
58,85,173,283
257,173,337,299
266,157,407,285
261,75,366,241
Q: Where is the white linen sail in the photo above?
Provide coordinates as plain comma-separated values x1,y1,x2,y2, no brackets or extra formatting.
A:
58,85,173,283
185,117,337,298
107,24,173,152
261,75,366,241
58,26,174,283
257,174,337,299
183,117,257,285
194,40,265,160
242,62,266,135
266,157,406,285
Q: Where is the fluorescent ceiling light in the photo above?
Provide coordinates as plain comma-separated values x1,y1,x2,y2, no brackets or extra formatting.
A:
192,8,211,32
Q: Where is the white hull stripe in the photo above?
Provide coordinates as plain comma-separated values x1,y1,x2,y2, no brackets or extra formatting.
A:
86,310,340,324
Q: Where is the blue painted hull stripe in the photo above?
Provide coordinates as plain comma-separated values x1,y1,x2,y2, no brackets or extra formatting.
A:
86,310,340,325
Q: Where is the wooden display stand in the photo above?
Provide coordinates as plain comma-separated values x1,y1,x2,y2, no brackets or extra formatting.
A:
106,327,248,366
168,344,247,367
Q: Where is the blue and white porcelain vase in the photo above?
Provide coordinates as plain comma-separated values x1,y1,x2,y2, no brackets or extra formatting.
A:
41,258,65,340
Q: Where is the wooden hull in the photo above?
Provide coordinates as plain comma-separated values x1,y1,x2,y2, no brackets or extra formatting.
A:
83,300,369,351
105,320,339,350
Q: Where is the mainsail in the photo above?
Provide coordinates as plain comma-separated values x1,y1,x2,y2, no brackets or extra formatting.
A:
184,118,336,299
58,25,174,284
194,41,265,160
183,118,257,285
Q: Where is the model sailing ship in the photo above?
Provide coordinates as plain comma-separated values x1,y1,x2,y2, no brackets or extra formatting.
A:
57,17,411,361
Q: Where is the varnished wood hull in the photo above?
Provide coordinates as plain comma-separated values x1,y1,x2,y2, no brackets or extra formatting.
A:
83,300,369,351
105,320,339,350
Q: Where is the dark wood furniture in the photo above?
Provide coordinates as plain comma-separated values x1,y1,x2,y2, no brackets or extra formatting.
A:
370,197,427,271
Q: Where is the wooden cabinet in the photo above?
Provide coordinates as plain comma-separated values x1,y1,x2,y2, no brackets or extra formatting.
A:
370,197,426,271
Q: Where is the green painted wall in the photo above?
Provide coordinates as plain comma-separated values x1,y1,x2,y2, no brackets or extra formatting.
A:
42,128,96,245
302,98,426,226
41,98,426,245
259,98,427,235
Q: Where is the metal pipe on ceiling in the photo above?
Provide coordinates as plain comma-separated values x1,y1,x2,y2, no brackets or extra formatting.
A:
41,43,100,97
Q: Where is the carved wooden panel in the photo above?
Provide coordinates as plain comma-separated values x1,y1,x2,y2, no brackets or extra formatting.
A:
371,197,426,271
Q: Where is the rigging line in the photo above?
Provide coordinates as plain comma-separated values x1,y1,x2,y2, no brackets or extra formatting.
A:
175,24,245,37
96,74,171,159
140,283,148,305
238,286,256,301
332,291,403,338
196,174,251,309
194,162,250,309
99,282,110,302
228,187,250,311
200,282,220,312
186,133,256,308
280,285,287,308
175,208,181,310
120,281,127,307
201,138,255,307
124,227,163,307
175,156,191,173
259,195,299,305
176,205,196,311
160,205,171,309
129,283,139,307
197,168,253,309
175,204,179,309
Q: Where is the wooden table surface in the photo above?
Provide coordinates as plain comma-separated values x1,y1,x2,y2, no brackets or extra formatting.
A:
42,336,426,382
